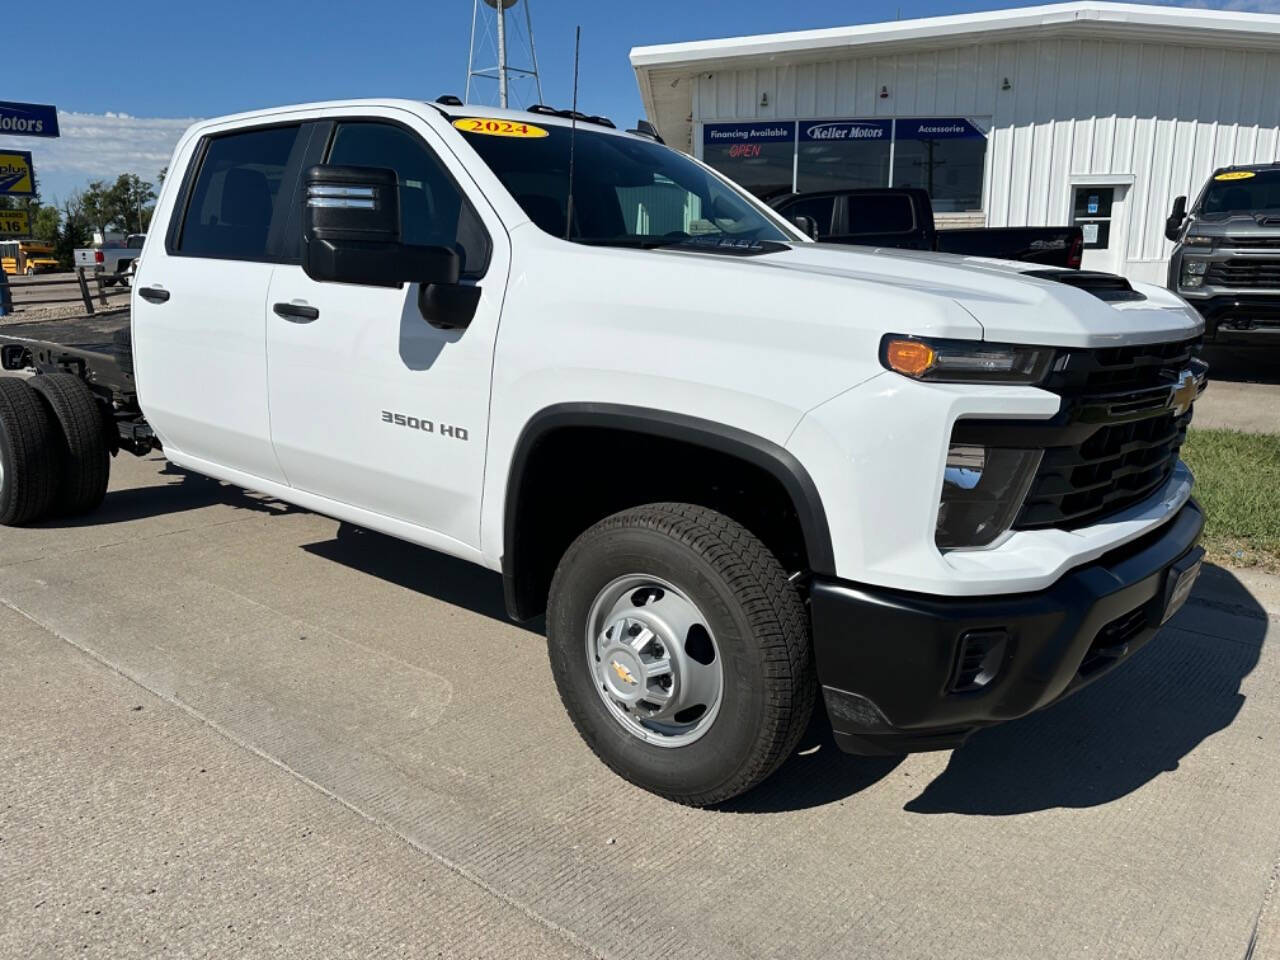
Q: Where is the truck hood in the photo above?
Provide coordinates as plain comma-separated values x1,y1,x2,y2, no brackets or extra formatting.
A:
746,242,1203,348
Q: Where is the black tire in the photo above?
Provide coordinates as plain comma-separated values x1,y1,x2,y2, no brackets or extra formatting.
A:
547,502,815,806
0,378,61,525
29,373,110,517
111,325,132,348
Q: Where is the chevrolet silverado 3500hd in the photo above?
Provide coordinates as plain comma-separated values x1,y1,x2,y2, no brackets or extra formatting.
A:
0,100,1208,805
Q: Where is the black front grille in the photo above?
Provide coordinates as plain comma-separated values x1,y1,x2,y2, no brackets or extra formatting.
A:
1205,258,1280,288
1017,409,1192,529
1007,338,1201,531
1222,236,1280,249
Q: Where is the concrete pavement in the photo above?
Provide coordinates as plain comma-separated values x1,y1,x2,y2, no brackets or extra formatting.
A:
1,452,1278,960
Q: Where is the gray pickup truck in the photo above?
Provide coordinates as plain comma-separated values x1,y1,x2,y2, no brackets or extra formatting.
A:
1166,164,1280,345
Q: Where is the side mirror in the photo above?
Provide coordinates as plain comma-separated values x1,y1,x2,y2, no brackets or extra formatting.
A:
791,215,819,240
303,164,479,328
1165,195,1188,242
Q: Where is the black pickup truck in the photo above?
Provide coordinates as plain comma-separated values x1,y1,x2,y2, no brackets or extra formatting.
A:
771,187,1083,268
1165,163,1280,345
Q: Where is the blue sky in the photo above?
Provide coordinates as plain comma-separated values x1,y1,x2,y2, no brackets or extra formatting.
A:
4,0,1271,202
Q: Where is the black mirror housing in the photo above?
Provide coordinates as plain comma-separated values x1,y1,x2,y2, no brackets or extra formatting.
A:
302,164,460,288
791,214,819,240
1165,195,1188,243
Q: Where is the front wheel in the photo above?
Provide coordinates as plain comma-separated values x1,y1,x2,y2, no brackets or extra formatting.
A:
547,503,814,806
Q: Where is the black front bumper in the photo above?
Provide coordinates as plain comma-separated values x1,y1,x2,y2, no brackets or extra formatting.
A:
1183,295,1280,342
812,501,1205,756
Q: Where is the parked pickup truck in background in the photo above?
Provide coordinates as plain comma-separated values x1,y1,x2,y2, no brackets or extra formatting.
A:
772,187,1084,268
74,233,145,286
0,99,1207,805
1166,163,1280,345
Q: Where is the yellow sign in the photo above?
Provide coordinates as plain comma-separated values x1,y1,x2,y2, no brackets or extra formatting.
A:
1214,170,1256,181
0,150,34,196
452,117,549,139
0,209,30,237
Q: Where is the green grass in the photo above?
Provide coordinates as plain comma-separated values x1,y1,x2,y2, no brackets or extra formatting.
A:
1181,427,1280,572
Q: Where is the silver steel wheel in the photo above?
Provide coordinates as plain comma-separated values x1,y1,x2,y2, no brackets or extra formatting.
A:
585,574,723,747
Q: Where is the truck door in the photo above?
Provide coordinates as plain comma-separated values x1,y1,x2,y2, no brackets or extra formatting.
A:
264,115,506,548
133,122,312,485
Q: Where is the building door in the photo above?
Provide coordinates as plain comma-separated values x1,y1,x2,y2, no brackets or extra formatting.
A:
1071,184,1128,274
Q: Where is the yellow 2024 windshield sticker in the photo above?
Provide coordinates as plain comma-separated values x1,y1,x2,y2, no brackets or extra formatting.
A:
1214,170,1256,181
453,117,549,139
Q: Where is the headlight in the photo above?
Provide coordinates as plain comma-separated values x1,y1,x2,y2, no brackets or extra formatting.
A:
936,444,1042,549
881,335,1055,385
1183,234,1214,247
1181,259,1208,289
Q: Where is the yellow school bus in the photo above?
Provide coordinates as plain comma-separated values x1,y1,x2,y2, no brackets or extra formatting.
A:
0,240,59,275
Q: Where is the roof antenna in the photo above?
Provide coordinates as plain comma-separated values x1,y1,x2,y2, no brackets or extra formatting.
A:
565,25,580,242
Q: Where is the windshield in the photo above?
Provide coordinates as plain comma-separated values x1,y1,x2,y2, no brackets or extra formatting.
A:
1197,169,1280,217
455,121,794,249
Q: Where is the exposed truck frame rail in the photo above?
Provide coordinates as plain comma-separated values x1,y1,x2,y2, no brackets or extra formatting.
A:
0,331,155,456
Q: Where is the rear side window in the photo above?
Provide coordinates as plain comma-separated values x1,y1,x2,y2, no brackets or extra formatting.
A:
177,125,303,261
326,121,490,277
846,194,916,235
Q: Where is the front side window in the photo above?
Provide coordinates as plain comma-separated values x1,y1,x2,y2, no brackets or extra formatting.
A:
327,121,490,276
891,118,987,213
778,195,837,235
457,122,794,249
178,124,303,260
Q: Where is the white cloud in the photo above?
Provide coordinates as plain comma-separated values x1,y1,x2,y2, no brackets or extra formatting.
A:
13,110,198,201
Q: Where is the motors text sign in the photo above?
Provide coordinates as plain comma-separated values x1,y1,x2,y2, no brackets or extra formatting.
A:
0,101,60,138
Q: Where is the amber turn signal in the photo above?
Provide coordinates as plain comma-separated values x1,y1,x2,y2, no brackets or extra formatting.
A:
884,339,936,378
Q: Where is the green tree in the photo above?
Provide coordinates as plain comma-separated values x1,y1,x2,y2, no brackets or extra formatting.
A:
80,179,115,240
32,205,60,244
53,191,91,268
107,173,156,235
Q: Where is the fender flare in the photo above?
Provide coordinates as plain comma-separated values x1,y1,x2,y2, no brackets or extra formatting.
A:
501,403,835,619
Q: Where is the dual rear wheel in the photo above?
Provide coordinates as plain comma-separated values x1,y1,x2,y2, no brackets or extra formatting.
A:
0,374,110,526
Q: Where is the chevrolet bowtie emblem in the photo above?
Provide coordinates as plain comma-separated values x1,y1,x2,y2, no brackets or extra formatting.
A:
1167,370,1199,417
610,660,638,686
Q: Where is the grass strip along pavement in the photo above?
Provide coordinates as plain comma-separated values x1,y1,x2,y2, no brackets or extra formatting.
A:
1182,428,1280,573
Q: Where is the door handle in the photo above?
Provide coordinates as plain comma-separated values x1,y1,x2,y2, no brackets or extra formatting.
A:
273,302,319,323
139,286,170,304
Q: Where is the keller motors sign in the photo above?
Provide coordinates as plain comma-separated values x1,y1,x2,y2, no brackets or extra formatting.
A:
0,101,60,138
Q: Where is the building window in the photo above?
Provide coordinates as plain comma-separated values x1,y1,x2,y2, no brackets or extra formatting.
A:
796,120,892,194
701,122,796,200
891,118,987,213
701,116,988,212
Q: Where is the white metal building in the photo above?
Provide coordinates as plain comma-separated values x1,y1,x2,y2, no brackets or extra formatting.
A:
630,2,1280,284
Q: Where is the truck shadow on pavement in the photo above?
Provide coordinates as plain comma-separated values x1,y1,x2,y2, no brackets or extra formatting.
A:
303,522,544,633
40,460,304,528
902,568,1266,816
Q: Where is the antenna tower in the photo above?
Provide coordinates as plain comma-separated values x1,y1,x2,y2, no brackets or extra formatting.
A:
466,0,543,109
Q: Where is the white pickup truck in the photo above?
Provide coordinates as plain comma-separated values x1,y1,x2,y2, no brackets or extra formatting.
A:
0,99,1208,805
74,233,146,285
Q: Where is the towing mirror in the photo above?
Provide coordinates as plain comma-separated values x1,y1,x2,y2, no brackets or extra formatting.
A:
1165,195,1188,242
791,215,819,240
302,164,479,328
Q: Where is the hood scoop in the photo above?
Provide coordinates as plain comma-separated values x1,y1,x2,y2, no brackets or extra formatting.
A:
1023,269,1146,304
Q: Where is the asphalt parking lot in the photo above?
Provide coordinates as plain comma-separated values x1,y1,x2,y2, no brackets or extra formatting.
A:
1,451,1277,960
